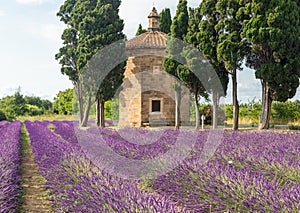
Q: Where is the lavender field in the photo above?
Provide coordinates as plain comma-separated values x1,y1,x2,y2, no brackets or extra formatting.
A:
24,121,300,212
0,120,299,212
0,121,22,212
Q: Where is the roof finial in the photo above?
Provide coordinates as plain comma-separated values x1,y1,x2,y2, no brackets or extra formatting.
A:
148,6,160,31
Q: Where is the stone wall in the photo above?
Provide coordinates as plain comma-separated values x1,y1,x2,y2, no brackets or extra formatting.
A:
119,52,190,127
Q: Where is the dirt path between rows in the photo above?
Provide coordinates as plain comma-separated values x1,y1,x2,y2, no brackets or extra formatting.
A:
18,125,54,213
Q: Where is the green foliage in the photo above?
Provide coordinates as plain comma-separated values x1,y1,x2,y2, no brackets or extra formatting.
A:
225,98,261,122
0,110,7,121
239,0,300,128
272,101,300,122
216,0,249,72
52,88,75,115
170,0,188,39
198,0,229,96
224,99,300,124
181,7,209,99
135,24,147,36
104,101,112,119
111,98,119,120
0,91,52,120
289,125,300,130
242,0,300,102
159,8,172,34
56,0,125,125
0,92,26,120
26,104,44,116
163,0,189,76
24,96,52,115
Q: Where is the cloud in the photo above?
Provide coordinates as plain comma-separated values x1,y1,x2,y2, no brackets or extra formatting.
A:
16,0,52,5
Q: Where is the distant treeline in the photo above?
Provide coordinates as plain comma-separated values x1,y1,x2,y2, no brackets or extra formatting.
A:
1,89,299,125
0,88,117,121
224,100,300,124
0,91,52,121
190,98,300,125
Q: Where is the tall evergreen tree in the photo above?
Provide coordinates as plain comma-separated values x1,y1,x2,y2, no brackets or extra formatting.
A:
55,0,82,122
159,8,172,34
216,0,249,130
242,0,300,129
56,0,125,126
170,0,188,39
198,0,229,129
135,24,147,36
181,7,209,129
163,0,189,129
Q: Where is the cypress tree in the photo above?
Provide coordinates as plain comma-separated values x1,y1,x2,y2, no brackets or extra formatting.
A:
198,0,229,129
242,0,300,129
216,0,249,130
135,24,147,36
56,0,125,127
163,0,189,129
159,8,172,34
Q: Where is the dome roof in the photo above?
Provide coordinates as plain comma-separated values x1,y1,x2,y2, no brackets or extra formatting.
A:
126,31,168,50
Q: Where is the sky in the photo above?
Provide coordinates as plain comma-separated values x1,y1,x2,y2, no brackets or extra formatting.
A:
0,0,299,104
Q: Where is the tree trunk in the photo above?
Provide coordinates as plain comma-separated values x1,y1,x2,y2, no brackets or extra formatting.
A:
100,99,105,127
259,81,272,130
212,91,218,129
96,98,105,127
194,89,200,129
96,98,100,126
175,85,181,129
75,83,84,124
232,69,239,130
81,96,92,127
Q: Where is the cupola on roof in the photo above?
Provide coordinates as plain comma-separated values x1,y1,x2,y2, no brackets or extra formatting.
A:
148,7,160,32
126,7,167,50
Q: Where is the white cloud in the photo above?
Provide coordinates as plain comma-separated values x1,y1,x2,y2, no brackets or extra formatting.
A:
16,0,52,5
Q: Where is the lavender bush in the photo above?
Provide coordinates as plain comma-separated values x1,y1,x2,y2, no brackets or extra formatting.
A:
25,121,182,212
151,131,300,212
0,121,22,212
27,120,300,212
0,121,9,129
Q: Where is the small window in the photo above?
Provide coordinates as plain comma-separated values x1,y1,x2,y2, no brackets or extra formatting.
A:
152,100,161,112
153,66,160,72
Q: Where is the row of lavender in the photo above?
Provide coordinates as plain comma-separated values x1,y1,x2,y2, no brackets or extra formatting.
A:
0,120,9,129
25,120,183,212
151,131,300,212
50,120,300,212
0,121,22,212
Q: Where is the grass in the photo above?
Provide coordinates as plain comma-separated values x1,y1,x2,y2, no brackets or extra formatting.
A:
18,124,53,212
17,114,300,131
17,114,99,122
226,117,300,126
17,114,74,122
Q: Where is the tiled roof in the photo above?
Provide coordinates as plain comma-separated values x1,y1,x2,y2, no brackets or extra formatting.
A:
126,31,168,50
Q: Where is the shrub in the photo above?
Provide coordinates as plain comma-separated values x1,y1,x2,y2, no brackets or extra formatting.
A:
0,110,7,121
289,125,300,130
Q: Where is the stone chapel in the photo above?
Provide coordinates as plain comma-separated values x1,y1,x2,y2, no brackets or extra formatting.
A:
118,7,190,127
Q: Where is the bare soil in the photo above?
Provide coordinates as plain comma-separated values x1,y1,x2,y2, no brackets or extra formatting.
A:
18,125,53,213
